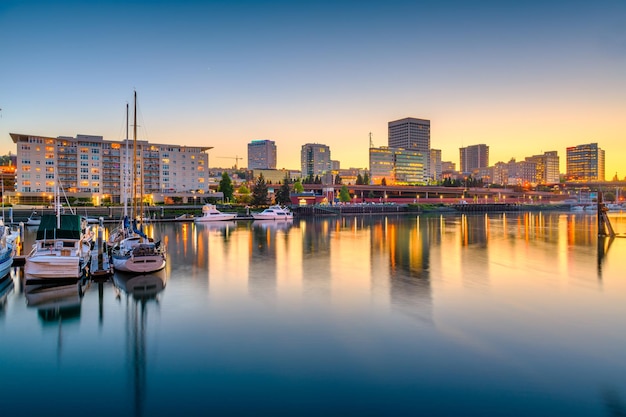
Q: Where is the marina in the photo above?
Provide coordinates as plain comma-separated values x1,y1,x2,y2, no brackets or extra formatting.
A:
1,210,626,416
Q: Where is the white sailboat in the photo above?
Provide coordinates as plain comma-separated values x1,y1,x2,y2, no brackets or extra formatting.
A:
111,91,166,274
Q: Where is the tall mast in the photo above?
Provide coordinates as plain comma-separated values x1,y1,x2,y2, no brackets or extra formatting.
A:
132,91,138,222
124,102,129,218
138,92,144,226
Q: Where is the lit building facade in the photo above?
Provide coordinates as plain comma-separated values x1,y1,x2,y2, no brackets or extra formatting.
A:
430,149,442,183
525,151,560,184
566,143,605,182
491,159,537,186
247,139,277,169
10,133,211,205
369,147,394,185
369,147,427,185
388,117,431,175
459,144,489,174
301,143,331,179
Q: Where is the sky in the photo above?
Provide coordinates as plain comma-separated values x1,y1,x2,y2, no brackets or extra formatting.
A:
1,0,625,178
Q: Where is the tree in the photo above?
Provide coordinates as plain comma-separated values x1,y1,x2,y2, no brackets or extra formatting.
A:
251,173,269,206
275,175,292,205
381,177,387,186
218,172,234,202
334,174,342,185
604,192,616,202
293,180,304,193
235,184,251,204
363,171,370,185
356,174,363,185
339,185,351,202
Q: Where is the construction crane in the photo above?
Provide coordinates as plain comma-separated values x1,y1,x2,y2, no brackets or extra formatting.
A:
218,155,243,169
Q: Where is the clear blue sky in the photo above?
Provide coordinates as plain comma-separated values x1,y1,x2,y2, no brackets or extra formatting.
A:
1,0,625,176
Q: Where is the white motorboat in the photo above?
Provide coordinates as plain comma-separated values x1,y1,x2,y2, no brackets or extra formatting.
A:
194,204,237,223
252,205,294,220
24,214,92,281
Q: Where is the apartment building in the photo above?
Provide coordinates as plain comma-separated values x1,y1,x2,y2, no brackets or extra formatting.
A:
10,133,211,205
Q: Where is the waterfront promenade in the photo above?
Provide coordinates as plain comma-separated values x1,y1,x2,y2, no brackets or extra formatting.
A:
4,200,575,224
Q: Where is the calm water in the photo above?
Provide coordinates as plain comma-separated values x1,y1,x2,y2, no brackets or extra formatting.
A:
1,212,626,416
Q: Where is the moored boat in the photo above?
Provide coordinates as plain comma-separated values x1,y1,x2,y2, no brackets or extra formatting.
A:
252,205,293,220
110,91,166,275
24,214,92,281
0,222,20,279
26,211,41,226
111,234,166,274
194,204,237,222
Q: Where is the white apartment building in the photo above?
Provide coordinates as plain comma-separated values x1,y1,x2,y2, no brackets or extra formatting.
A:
10,133,212,205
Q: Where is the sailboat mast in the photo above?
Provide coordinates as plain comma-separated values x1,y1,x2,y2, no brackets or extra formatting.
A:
124,102,129,218
132,91,138,222
55,173,60,229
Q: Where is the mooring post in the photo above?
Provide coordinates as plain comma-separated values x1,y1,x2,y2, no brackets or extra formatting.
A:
597,191,615,237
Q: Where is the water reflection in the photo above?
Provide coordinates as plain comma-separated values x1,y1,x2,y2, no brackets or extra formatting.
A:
0,273,15,315
2,212,626,416
24,280,88,323
114,270,167,417
248,221,294,301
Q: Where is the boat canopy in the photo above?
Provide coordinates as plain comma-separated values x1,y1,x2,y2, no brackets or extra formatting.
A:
36,214,83,240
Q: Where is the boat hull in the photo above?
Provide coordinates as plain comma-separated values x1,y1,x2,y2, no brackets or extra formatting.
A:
112,254,166,274
252,214,293,220
194,213,237,222
0,256,13,279
24,255,84,279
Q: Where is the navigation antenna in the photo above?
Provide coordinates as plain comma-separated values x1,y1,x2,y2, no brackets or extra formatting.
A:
369,132,374,149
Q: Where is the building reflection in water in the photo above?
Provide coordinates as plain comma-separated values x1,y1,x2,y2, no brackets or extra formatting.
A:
168,211,623,324
114,271,168,417
248,220,294,302
378,215,433,325
301,218,332,301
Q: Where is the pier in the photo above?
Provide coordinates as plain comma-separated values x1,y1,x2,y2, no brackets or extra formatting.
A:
451,203,522,212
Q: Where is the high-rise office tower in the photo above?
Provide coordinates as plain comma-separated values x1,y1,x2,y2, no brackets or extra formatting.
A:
459,144,489,174
388,117,431,151
301,143,331,178
388,117,430,175
247,140,277,170
566,143,605,181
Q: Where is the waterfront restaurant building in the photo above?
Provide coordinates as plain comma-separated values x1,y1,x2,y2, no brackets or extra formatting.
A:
10,133,212,205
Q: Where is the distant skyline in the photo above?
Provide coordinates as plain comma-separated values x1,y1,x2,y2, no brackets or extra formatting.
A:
1,0,624,177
